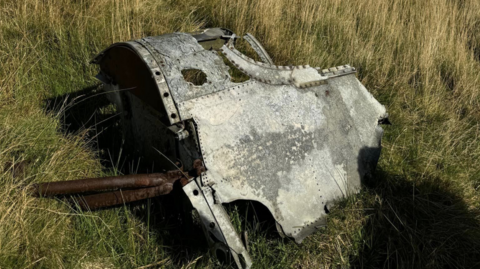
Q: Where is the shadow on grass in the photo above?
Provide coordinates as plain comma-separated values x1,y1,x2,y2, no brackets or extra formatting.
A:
44,85,209,266
351,166,480,268
44,84,125,171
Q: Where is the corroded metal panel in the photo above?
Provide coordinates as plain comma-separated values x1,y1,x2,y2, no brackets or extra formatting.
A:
92,28,387,269
141,34,240,104
178,73,386,243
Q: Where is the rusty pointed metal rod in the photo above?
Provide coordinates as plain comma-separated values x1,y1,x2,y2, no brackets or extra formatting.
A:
33,172,182,197
74,183,175,210
32,159,205,210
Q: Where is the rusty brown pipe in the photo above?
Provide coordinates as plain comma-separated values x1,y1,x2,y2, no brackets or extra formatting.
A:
73,183,174,210
33,172,183,197
32,159,205,210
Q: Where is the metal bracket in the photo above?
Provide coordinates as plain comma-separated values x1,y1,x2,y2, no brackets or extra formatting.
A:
243,33,274,65
183,179,252,269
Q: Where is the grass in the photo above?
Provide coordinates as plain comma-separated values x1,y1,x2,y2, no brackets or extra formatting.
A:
1,0,480,268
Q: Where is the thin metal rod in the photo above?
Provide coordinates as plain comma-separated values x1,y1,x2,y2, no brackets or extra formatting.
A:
33,172,182,196
32,159,205,210
74,183,174,210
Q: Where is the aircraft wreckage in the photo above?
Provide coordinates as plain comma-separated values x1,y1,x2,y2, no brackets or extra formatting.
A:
34,28,388,268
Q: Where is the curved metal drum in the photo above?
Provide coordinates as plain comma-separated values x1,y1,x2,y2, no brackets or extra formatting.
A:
92,28,388,269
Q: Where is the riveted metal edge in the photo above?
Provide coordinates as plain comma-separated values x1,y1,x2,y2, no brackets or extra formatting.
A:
221,42,357,88
318,65,357,78
243,33,274,65
132,40,181,125
176,80,256,120
221,44,332,88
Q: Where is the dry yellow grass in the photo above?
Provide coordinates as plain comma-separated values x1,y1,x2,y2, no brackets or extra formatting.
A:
1,0,480,268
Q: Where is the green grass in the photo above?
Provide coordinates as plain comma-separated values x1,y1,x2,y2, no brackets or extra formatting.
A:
1,0,480,268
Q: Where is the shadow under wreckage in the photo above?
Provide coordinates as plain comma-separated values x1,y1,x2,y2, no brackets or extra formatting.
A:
36,28,389,268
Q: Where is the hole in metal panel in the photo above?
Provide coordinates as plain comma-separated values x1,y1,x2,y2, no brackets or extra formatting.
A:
181,69,207,86
324,204,330,214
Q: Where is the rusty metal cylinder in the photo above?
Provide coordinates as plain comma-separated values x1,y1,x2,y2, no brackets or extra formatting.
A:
74,183,174,210
33,173,173,197
31,159,204,210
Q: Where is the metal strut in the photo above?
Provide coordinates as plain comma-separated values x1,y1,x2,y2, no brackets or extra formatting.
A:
243,33,274,65
33,159,205,210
